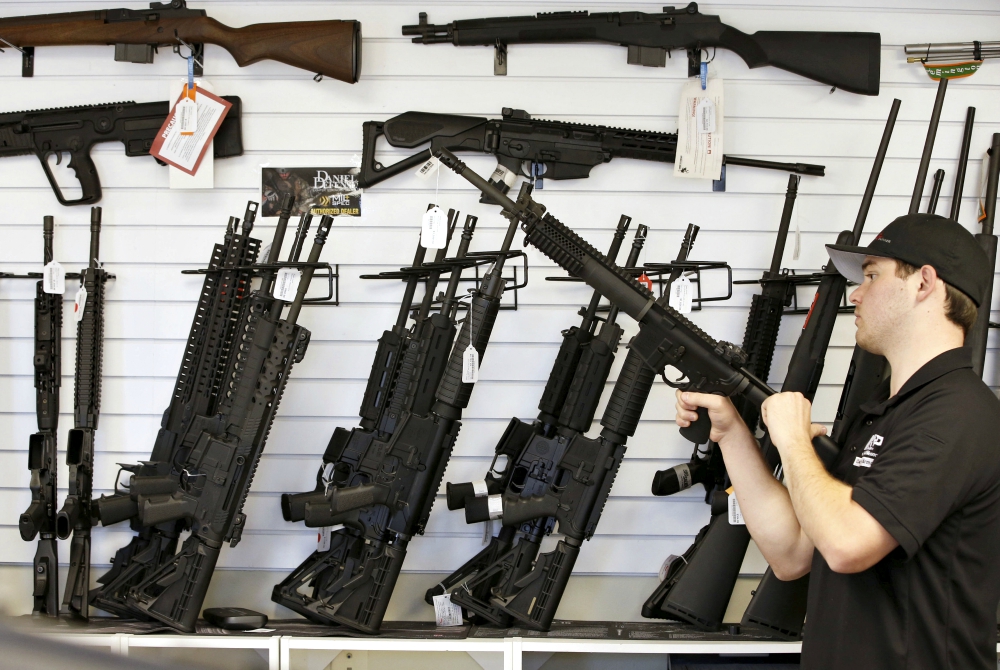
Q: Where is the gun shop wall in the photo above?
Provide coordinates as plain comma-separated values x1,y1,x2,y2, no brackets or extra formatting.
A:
0,0,996,624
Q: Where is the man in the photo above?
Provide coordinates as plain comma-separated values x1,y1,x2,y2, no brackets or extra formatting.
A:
675,213,1000,669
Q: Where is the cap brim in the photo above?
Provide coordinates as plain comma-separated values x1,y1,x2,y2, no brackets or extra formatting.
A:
825,244,873,284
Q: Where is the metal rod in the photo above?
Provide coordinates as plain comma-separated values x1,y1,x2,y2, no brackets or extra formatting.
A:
286,216,334,324
983,134,1000,237
89,207,101,268
769,175,800,274
951,107,976,221
909,78,948,215
927,169,945,214
852,99,902,243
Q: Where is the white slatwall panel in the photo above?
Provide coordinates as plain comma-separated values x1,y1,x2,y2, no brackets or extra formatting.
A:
1,0,997,620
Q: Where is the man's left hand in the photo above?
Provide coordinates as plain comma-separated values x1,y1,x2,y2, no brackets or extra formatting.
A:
761,392,827,456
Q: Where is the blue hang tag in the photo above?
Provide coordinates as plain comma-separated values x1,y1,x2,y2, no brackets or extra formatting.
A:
187,55,194,91
700,60,708,90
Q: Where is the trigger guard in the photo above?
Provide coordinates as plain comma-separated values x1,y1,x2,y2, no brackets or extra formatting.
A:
661,370,691,389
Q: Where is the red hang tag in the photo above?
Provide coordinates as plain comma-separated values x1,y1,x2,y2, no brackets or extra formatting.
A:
637,272,653,291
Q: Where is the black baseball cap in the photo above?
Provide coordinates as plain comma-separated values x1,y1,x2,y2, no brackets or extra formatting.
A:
826,213,991,306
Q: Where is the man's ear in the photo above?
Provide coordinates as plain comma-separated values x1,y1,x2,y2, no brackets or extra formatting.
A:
914,264,940,303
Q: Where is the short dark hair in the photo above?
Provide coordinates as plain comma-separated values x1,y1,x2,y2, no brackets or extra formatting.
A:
895,260,979,334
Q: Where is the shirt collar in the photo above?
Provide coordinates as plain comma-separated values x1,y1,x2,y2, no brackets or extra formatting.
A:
859,347,973,417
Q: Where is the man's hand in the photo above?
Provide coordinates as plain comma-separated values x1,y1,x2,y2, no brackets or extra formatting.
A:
674,390,753,445
760,392,827,457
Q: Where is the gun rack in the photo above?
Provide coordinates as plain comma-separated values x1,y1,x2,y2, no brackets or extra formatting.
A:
182,262,340,306
2,271,84,281
547,260,732,312
734,269,855,315
361,249,527,311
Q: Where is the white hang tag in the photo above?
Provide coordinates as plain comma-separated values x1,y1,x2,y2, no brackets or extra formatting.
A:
472,480,489,497
258,242,272,264
415,155,441,180
177,97,198,135
669,276,693,314
432,594,464,627
73,286,88,323
421,205,448,249
42,261,65,295
486,494,504,520
728,493,745,525
274,267,302,302
696,97,716,134
317,527,331,552
792,206,801,262
979,150,991,221
482,519,493,546
489,164,519,189
462,344,480,383
659,554,681,582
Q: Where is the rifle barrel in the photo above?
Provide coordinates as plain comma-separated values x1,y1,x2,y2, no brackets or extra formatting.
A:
909,78,948,215
951,107,976,221
88,207,101,268
769,175,799,274
928,169,945,214
853,99,901,242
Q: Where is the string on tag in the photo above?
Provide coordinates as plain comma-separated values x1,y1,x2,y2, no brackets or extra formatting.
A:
187,54,194,93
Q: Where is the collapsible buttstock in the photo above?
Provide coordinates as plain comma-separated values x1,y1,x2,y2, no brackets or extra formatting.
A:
736,30,881,96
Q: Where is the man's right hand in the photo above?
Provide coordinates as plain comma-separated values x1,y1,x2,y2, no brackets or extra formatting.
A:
674,390,752,445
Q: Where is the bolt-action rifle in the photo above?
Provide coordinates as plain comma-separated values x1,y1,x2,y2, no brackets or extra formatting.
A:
91,200,271,618
274,209,526,634
404,3,880,95
434,145,845,630
18,216,79,616
0,1,360,82
55,207,110,619
428,216,648,624
360,108,825,196
0,97,244,206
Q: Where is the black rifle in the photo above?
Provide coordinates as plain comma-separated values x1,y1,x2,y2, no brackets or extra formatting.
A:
0,97,243,206
742,82,950,639
404,3,880,95
91,201,269,618
360,108,825,196
274,212,525,634
430,217,649,625
55,207,110,619
435,146,847,631
18,215,74,617
640,176,801,630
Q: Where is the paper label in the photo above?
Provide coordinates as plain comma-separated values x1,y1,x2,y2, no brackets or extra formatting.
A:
433,594,464,627
674,463,693,491
696,97,716,134
415,155,441,180
274,267,302,302
487,494,503,520
674,77,724,180
317,526,331,552
73,286,87,323
421,205,448,249
42,261,65,295
177,97,198,135
728,493,745,525
150,87,233,176
669,276,693,313
979,150,991,222
489,164,519,189
659,554,682,582
472,480,489,497
462,344,480,383
258,242,272,264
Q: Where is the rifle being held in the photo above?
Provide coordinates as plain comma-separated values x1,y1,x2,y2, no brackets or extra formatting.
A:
56,207,110,619
0,97,244,206
404,3,880,95
0,1,360,82
360,108,825,196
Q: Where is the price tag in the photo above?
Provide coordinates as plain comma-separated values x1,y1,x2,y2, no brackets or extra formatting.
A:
432,593,464,627
489,164,519,189
421,205,448,249
258,242,272,264
317,527,331,552
42,261,65,295
472,480,489,497
73,285,88,323
728,493,745,525
659,554,681,582
462,344,479,383
669,276,693,314
415,155,441,180
274,267,302,302
487,494,504,520
637,272,653,291
177,97,198,135
696,97,716,134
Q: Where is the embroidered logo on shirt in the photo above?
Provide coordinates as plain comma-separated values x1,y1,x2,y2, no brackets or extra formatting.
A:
853,434,883,468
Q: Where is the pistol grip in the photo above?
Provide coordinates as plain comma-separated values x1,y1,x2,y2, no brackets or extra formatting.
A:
38,149,102,206
679,407,712,444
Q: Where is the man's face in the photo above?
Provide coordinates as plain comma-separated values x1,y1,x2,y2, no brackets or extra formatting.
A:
848,256,913,355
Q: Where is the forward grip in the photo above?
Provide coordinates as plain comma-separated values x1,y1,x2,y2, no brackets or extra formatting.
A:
679,407,712,444
600,348,656,438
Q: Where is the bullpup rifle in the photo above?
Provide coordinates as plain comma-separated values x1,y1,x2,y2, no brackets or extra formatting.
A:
404,3,880,95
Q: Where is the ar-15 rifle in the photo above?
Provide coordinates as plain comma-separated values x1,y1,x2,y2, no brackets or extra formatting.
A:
0,97,244,206
0,1,360,82
18,216,80,616
404,3,880,95
55,207,111,619
91,200,270,619
360,108,825,196
434,146,844,630
274,210,526,634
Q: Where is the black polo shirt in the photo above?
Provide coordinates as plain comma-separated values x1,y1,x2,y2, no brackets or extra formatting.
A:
801,347,1000,670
